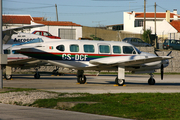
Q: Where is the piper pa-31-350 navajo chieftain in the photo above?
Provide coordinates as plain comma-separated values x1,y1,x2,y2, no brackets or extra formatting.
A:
15,38,172,86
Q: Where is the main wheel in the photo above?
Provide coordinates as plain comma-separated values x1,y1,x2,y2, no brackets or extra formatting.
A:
77,75,86,84
34,73,40,79
5,74,12,80
148,77,155,85
115,77,125,86
52,70,59,75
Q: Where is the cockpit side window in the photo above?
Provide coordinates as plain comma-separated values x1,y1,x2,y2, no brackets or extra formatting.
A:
123,46,136,54
56,45,65,51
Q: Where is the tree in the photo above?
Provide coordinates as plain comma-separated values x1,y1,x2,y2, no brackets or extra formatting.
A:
142,29,152,44
90,35,102,40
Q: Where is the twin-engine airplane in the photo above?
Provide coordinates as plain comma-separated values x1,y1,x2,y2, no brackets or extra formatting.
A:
14,38,172,86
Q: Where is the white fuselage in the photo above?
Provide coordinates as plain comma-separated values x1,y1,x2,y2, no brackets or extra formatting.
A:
17,39,166,72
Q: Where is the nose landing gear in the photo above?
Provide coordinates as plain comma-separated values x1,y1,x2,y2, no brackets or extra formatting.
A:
148,73,155,85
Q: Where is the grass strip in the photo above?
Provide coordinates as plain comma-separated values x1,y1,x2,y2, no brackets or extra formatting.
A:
31,93,180,120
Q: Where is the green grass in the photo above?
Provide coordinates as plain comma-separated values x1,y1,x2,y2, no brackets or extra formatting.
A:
31,93,180,120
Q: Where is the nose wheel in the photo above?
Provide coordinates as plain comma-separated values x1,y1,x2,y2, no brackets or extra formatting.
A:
115,77,125,86
148,73,155,85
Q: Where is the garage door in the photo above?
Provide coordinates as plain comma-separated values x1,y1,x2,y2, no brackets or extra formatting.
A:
58,29,76,39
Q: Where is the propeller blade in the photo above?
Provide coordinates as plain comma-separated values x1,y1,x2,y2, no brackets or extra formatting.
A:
161,64,164,80
167,51,172,56
154,51,159,56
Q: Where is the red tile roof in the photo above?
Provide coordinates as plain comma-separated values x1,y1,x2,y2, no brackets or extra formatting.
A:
2,15,33,24
170,20,180,32
34,21,81,26
3,15,81,26
32,17,44,21
135,13,180,18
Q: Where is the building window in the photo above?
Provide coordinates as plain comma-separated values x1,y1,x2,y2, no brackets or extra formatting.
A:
84,45,94,53
58,29,76,39
70,44,79,52
134,19,143,27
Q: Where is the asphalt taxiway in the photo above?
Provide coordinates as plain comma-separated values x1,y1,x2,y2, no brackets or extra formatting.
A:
1,74,180,120
2,74,180,93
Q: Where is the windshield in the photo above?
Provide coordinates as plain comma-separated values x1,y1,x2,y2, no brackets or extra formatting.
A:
134,46,141,54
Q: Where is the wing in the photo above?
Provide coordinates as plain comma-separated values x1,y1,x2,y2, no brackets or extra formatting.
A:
89,55,172,67
7,58,47,69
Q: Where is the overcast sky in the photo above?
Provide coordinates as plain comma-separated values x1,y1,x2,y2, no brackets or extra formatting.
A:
3,0,180,27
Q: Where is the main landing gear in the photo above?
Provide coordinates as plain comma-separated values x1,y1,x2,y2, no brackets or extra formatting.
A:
115,66,125,86
34,68,40,79
76,69,156,86
77,70,86,84
148,73,155,85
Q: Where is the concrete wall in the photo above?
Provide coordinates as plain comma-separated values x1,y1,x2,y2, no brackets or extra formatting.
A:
82,26,142,41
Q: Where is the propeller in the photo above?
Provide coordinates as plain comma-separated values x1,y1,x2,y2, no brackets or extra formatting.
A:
154,51,172,80
161,64,164,80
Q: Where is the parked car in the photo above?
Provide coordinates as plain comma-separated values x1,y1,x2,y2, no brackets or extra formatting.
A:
32,31,61,39
122,37,151,47
163,39,180,50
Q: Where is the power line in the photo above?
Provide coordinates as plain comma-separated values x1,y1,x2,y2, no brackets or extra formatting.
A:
3,5,154,16
3,0,141,8
3,5,54,10
3,0,51,5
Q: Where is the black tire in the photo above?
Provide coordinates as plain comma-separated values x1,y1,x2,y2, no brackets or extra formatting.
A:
52,70,59,76
115,77,125,86
34,73,40,79
5,74,12,80
148,78,155,85
77,75,86,84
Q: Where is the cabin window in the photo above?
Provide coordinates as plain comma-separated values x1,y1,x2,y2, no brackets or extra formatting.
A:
70,44,79,52
84,45,94,53
4,50,11,54
123,46,136,54
99,45,110,53
113,46,121,54
56,45,65,51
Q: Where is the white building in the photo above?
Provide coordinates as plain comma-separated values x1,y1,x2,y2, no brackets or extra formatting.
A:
3,15,82,40
123,9,180,39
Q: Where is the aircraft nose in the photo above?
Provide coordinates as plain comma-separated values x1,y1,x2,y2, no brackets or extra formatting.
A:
162,59,169,68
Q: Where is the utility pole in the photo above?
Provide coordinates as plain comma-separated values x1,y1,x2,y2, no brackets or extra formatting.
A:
143,0,146,32
0,0,7,89
55,4,58,21
154,2,157,48
0,0,2,89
